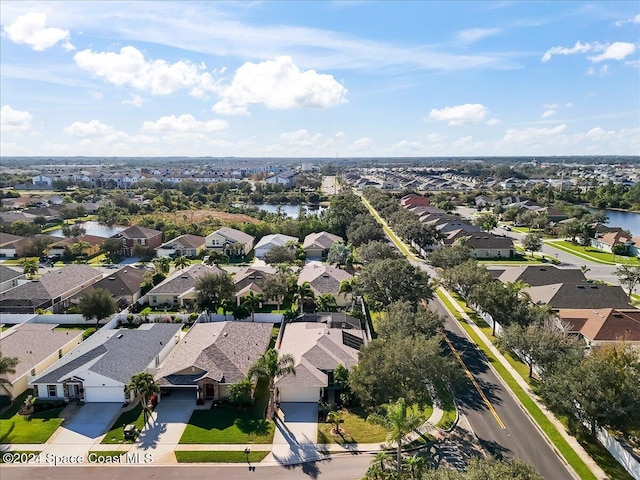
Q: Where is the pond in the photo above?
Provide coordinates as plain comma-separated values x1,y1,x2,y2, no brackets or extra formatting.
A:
50,221,126,238
589,208,640,237
250,204,327,218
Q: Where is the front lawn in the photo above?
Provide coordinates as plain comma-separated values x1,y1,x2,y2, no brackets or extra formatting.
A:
101,403,145,444
548,240,640,265
0,408,64,444
179,378,275,444
175,450,270,463
317,408,389,444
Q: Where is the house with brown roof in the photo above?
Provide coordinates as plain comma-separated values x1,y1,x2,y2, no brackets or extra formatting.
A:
303,231,344,260
401,193,430,208
155,322,273,401
205,227,255,257
48,234,106,259
0,323,84,399
156,234,206,259
0,265,103,313
591,231,639,257
233,265,277,306
110,225,163,256
557,308,640,349
274,321,365,403
145,263,225,308
297,264,353,307
72,266,146,307
0,233,25,258
0,265,24,293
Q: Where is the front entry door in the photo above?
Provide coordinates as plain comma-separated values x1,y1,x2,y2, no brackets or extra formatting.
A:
204,383,215,399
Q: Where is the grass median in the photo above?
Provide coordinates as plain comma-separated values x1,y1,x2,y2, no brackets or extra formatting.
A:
175,450,269,463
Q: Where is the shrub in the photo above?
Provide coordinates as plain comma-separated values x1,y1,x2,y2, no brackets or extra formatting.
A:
83,328,96,339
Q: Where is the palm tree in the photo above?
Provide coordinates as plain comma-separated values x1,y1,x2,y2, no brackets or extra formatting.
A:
152,257,171,275
220,298,235,320
125,372,159,424
293,281,315,314
247,348,296,419
366,451,393,479
173,255,191,270
405,454,425,480
71,241,91,258
338,278,356,299
315,293,337,312
242,291,263,322
23,259,39,279
367,398,423,473
326,409,343,435
0,353,19,395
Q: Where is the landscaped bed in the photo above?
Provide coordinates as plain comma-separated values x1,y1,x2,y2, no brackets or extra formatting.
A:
317,408,389,445
101,403,145,444
0,392,64,444
175,450,270,463
179,378,275,444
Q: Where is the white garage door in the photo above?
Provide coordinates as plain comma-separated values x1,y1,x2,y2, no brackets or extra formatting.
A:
84,386,124,403
279,387,320,403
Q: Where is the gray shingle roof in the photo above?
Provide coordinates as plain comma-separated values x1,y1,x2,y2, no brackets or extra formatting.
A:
147,264,224,296
209,227,255,245
254,234,298,250
32,323,181,385
302,231,343,250
528,283,631,310
0,265,23,282
497,266,587,287
115,225,162,240
158,234,205,250
297,264,352,296
155,322,273,386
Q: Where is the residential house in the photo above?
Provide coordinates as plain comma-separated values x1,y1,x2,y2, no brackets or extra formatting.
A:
557,308,640,349
0,265,103,314
110,226,163,256
0,324,83,399
297,264,353,308
205,227,255,257
30,323,181,403
537,207,568,223
303,231,344,261
72,266,146,307
463,234,515,259
254,234,298,260
48,234,106,259
32,175,52,187
527,283,631,310
26,206,64,223
233,265,277,306
493,265,588,286
591,231,639,256
0,233,60,259
0,211,37,225
0,265,25,293
400,193,430,208
145,263,225,309
274,321,365,403
156,234,206,259
155,322,273,401
266,171,297,187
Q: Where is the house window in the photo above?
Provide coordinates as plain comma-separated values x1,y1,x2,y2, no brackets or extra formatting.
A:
327,371,335,386
33,385,39,397
47,385,57,397
152,296,157,304
173,296,178,304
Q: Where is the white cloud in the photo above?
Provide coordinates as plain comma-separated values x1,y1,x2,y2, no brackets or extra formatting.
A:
542,41,592,61
334,131,345,138
486,118,502,126
122,94,145,108
353,137,373,147
428,103,490,126
456,28,501,44
141,114,228,133
3,13,74,51
89,91,103,100
73,46,217,97
0,105,33,132
615,14,640,26
278,129,323,146
63,120,113,138
212,56,347,115
503,124,567,144
426,133,446,142
541,110,556,118
589,42,636,62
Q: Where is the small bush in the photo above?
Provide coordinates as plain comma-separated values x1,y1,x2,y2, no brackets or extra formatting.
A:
83,328,96,339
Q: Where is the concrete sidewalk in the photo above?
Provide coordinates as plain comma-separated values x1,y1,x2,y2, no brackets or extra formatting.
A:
439,288,607,480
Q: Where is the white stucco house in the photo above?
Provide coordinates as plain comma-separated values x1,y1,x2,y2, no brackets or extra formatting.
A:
254,234,299,259
205,227,255,257
30,323,181,403
32,174,53,186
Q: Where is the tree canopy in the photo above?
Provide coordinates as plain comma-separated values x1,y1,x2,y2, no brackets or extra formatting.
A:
78,288,118,329
194,272,236,315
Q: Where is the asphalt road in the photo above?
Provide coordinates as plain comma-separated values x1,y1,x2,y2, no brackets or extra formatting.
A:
1,454,372,480
429,296,576,480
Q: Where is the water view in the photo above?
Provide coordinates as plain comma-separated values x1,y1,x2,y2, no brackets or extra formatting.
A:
251,204,327,218
50,221,126,238
591,209,640,237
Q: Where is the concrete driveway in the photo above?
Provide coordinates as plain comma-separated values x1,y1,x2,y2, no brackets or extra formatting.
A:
267,402,321,465
128,388,196,463
42,403,122,457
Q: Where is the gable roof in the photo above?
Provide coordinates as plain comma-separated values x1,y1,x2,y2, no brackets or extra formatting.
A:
558,308,640,343
158,234,206,250
155,322,273,386
77,266,146,298
0,324,83,383
49,234,107,249
463,233,514,250
147,263,224,296
32,323,181,385
0,232,25,246
497,266,588,287
303,231,343,250
208,227,255,245
297,264,352,296
528,283,631,310
114,225,162,240
254,233,298,250
0,265,23,282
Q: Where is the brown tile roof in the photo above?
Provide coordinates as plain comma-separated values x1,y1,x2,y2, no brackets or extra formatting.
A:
558,308,640,342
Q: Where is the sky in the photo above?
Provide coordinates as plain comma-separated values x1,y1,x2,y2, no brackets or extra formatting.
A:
0,1,639,158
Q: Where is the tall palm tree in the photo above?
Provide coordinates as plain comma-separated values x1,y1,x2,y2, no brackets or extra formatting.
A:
22,259,39,279
405,454,425,480
367,398,423,473
125,372,159,423
173,255,191,270
366,451,393,479
338,278,356,300
242,291,263,322
247,348,295,419
0,353,19,395
152,257,171,275
315,293,337,312
293,281,315,313
71,241,91,257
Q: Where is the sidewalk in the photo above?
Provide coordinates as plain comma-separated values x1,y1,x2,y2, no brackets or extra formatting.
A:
439,288,607,480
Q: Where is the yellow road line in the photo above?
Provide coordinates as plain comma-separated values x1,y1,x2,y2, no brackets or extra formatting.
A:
442,332,507,430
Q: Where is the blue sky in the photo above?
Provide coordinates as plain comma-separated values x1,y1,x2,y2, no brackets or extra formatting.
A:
1,1,638,157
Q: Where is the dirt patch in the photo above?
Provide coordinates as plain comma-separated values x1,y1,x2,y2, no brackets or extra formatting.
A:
148,209,260,225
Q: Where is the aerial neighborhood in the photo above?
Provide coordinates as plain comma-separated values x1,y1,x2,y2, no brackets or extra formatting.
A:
0,157,639,480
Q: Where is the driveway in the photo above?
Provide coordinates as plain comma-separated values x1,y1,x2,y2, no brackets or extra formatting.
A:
42,403,122,457
128,388,196,463
266,402,321,465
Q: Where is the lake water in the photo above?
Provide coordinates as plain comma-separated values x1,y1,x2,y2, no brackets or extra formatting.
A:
252,204,327,218
595,209,640,237
50,221,126,238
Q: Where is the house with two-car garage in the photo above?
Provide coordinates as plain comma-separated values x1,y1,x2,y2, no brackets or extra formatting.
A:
30,323,181,403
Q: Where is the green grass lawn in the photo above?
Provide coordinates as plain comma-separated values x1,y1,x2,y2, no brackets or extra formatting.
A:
548,240,640,265
317,408,389,445
175,450,269,463
0,408,64,444
101,403,145,444
180,378,275,444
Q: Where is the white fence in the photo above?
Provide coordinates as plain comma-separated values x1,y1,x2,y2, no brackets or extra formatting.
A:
0,313,87,325
597,428,640,480
205,313,283,323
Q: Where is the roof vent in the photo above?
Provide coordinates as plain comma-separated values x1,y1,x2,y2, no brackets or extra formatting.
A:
223,332,228,337
612,313,623,318
117,333,124,339
108,277,115,280
590,285,598,289
577,285,586,289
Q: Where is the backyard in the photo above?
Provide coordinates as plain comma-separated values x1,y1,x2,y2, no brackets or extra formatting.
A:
179,378,275,444
0,391,64,444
